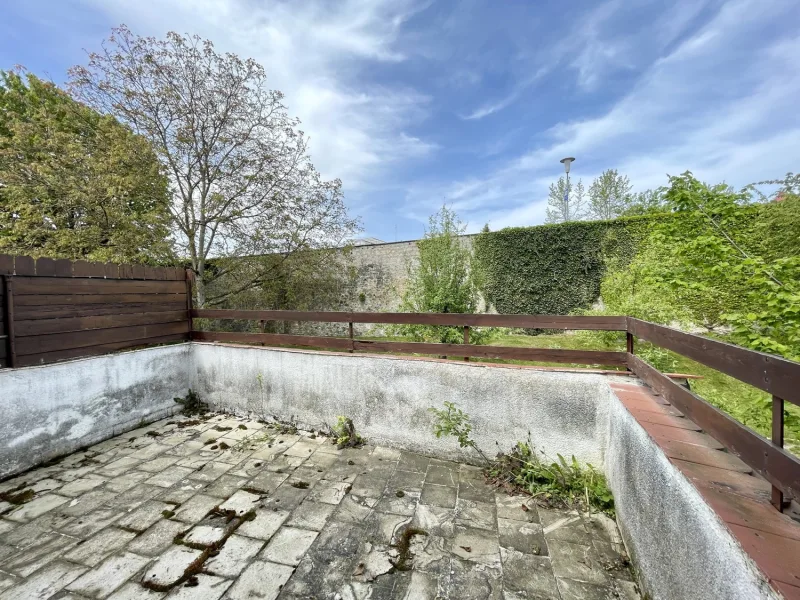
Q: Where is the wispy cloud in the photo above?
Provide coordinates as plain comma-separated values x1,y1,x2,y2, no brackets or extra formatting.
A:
408,0,800,230
3,0,797,240
76,0,437,190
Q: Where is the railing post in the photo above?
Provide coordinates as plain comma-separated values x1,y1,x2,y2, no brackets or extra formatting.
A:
2,275,15,368
771,395,785,511
626,331,634,371
348,322,354,353
463,326,470,362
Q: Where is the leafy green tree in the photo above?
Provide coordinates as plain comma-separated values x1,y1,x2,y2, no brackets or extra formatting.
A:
393,206,488,344
600,171,799,359
587,169,633,220
0,70,172,262
69,26,359,306
545,177,585,223
620,188,669,216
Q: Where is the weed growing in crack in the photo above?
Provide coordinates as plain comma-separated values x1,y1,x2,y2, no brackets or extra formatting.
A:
332,416,365,449
489,434,615,517
0,483,34,505
145,509,256,592
428,403,615,516
174,389,208,416
428,401,490,465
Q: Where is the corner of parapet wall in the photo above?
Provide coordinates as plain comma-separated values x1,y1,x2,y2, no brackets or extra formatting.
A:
0,343,193,480
603,384,780,600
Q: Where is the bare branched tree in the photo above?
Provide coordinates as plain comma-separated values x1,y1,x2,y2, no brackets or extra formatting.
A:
69,25,359,306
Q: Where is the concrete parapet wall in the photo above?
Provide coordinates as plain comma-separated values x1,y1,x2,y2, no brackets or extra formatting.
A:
0,344,192,479
192,343,608,468
603,385,778,600
0,342,780,599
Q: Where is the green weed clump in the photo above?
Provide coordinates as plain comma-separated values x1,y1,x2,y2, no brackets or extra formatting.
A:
428,401,615,516
489,437,615,517
173,389,208,416
332,416,365,449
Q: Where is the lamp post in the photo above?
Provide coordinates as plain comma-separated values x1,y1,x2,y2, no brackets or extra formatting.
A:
560,157,575,219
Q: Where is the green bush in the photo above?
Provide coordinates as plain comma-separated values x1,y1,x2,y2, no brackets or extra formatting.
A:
473,215,667,317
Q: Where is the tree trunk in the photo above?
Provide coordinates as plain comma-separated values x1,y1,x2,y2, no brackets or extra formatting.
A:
195,277,206,308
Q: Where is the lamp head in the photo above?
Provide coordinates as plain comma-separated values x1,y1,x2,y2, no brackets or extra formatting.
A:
560,157,575,174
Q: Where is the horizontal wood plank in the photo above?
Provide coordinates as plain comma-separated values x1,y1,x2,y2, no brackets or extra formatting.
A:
353,340,627,365
628,318,800,406
627,354,800,501
14,333,188,367
15,293,186,307
15,310,188,337
13,277,186,296
192,330,627,365
193,309,627,330
16,320,190,356
192,331,353,350
14,302,187,321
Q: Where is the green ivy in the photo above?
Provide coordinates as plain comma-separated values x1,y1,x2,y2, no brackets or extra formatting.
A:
473,214,670,316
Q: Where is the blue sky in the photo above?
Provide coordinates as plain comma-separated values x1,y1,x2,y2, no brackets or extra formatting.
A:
2,0,799,241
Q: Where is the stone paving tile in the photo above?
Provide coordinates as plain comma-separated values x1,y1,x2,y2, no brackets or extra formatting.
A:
107,581,167,599
420,483,457,508
127,519,188,556
0,531,79,577
64,528,137,566
173,494,220,523
286,500,337,531
0,417,640,600
118,499,174,531
204,534,263,577
0,560,86,600
66,551,150,598
261,526,319,565
236,508,290,541
226,560,293,600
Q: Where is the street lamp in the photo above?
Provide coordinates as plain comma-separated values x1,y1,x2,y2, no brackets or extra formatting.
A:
560,157,575,219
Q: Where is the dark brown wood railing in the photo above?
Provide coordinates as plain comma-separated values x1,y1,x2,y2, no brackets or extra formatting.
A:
192,308,800,512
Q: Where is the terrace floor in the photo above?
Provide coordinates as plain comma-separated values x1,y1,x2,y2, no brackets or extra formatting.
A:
0,414,639,600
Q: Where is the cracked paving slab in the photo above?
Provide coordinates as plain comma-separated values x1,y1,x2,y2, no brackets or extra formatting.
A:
0,413,641,599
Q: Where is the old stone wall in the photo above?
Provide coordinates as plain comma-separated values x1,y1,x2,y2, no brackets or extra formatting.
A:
295,236,477,336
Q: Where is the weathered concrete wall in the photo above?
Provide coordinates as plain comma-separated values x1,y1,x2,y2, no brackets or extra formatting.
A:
191,343,609,467
0,344,191,479
604,385,778,600
295,236,480,337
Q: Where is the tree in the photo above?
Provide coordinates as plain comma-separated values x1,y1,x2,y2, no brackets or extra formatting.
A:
545,177,585,223
393,205,487,344
0,70,172,262
68,26,359,306
587,169,632,220
621,188,669,216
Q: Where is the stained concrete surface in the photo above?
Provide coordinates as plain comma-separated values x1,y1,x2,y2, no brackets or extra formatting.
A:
0,414,639,600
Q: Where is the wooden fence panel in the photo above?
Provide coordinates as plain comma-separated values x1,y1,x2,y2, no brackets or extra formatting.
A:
0,254,191,368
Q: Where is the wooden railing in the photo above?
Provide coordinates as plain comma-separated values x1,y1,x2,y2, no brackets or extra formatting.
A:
192,309,800,512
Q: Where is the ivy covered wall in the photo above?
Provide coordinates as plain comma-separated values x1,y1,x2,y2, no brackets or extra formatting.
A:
473,214,672,316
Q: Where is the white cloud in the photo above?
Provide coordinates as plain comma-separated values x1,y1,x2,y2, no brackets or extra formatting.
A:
413,0,800,230
77,0,436,189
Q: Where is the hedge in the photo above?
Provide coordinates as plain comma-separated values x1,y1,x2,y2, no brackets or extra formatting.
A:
473,214,672,316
